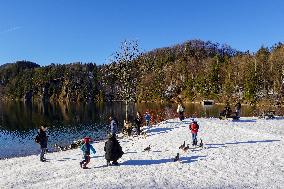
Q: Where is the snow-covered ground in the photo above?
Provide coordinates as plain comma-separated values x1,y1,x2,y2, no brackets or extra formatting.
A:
0,117,284,189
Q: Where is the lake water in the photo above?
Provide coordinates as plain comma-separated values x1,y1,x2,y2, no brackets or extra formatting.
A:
0,101,273,159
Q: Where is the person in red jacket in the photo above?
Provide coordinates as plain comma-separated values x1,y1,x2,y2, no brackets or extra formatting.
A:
189,119,199,146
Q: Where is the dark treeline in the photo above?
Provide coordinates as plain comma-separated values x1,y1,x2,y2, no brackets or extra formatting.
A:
1,39,284,105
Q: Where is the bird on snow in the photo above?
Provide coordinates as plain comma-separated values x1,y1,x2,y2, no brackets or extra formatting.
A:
173,153,180,162
144,145,151,152
143,132,147,139
183,144,190,152
199,139,203,148
179,141,185,149
54,144,65,151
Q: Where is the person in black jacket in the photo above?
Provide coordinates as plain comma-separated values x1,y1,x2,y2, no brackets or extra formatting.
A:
235,101,241,117
134,112,142,135
104,134,124,166
37,126,48,162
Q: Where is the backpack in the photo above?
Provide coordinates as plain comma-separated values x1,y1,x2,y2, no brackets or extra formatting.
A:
35,134,41,143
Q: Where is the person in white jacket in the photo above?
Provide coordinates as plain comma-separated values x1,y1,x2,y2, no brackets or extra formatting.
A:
177,103,185,121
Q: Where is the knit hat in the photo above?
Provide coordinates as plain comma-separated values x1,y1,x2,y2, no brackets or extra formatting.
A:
83,137,91,143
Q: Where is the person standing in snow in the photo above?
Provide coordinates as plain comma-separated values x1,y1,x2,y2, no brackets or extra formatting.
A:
144,111,151,127
104,134,124,166
80,137,96,169
123,118,133,137
109,116,118,136
189,119,199,146
177,102,185,121
36,126,48,162
134,111,142,135
235,101,241,117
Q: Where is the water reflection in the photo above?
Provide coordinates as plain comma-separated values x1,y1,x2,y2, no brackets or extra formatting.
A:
0,101,279,158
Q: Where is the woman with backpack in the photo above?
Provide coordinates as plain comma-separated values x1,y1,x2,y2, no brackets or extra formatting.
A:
177,103,185,121
189,119,199,146
35,126,48,162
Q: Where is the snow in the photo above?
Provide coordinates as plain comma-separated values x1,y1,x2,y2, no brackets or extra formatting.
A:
0,117,284,189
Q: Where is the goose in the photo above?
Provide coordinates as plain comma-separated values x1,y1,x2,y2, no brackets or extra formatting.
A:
183,144,190,152
199,139,203,148
173,153,180,162
179,141,185,149
144,145,151,152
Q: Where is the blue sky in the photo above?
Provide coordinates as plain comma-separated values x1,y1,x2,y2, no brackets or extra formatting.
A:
0,0,283,66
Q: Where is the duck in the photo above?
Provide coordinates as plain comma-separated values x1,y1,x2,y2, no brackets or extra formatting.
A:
173,153,180,162
199,139,203,148
144,145,151,152
179,141,185,149
183,144,190,152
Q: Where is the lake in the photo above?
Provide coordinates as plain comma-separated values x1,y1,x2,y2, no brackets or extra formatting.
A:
0,101,275,158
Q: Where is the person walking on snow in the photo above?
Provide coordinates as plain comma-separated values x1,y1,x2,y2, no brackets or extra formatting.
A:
189,119,199,146
36,126,48,162
80,137,96,169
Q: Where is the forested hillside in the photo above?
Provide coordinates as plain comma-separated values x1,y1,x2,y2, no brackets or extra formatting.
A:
1,40,284,105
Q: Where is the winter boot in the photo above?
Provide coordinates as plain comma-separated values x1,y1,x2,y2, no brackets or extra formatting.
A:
106,160,111,166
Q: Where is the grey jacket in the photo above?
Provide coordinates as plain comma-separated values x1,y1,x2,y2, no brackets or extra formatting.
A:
110,119,118,135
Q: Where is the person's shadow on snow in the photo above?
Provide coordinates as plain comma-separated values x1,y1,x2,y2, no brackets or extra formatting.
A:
206,139,280,149
120,155,206,166
145,127,174,136
225,139,280,145
180,155,206,164
231,119,256,122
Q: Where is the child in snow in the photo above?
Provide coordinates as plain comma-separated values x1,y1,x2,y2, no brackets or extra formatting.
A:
80,137,96,169
144,111,151,127
189,119,199,146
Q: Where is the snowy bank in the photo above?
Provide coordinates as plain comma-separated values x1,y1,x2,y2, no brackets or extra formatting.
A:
0,117,284,189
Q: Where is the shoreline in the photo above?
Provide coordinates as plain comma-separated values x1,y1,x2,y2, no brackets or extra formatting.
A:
0,115,282,160
1,117,283,188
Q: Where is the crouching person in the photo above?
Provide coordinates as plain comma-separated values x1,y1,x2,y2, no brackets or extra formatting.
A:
80,137,96,169
104,134,124,166
123,119,133,137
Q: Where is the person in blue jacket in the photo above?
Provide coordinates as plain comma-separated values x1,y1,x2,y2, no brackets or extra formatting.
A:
80,137,96,169
144,111,151,127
